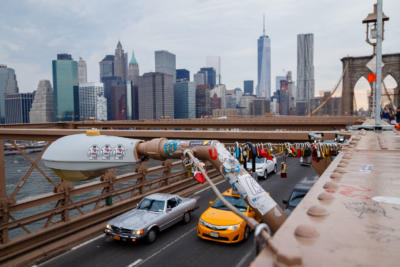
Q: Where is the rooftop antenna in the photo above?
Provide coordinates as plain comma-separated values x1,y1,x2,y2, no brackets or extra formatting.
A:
263,14,266,35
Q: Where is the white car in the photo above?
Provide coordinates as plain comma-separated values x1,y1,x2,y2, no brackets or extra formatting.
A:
246,156,277,179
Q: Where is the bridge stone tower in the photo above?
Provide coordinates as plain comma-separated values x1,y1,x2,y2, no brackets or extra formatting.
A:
341,53,400,115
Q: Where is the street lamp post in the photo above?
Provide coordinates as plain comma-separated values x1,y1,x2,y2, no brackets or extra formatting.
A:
362,1,389,125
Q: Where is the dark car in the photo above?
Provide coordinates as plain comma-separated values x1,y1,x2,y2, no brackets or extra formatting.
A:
283,176,319,214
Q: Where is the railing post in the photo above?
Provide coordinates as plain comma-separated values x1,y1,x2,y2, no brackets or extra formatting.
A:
162,160,172,186
54,180,74,222
101,169,116,206
135,162,148,195
0,140,9,244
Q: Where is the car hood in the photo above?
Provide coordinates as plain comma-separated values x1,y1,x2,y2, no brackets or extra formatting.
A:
109,209,162,230
200,207,243,226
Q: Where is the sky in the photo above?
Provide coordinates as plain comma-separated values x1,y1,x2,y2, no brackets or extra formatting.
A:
1,0,399,106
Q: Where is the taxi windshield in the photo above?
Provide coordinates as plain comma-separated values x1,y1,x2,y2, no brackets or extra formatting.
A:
212,195,248,212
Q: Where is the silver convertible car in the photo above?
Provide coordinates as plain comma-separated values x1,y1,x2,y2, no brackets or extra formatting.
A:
104,193,198,243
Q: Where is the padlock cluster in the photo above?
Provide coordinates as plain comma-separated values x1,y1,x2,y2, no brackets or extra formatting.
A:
182,154,206,183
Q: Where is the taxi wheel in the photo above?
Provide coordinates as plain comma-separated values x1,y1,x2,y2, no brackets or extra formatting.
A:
183,212,191,224
243,226,250,241
146,228,157,243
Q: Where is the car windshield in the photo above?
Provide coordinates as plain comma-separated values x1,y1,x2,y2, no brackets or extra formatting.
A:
212,195,248,212
137,198,165,212
247,158,265,164
288,190,307,207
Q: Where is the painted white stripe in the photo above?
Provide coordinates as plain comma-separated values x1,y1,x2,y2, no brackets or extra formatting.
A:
71,234,103,250
137,227,197,266
126,259,143,267
193,179,226,195
235,249,254,267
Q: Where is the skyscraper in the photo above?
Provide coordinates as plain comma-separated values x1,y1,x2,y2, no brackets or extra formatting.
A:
257,15,271,99
0,64,19,123
78,57,87,84
29,80,55,123
174,81,195,118
138,72,174,120
296,33,314,115
200,67,216,89
243,80,254,95
128,50,140,85
176,69,190,82
155,50,176,82
195,85,211,118
52,54,78,121
5,92,34,124
194,71,207,86
99,55,114,80
77,82,107,121
275,76,286,92
206,56,221,84
114,41,128,81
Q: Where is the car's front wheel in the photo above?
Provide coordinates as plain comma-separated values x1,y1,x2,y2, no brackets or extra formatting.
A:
243,226,250,241
263,169,268,180
182,212,191,224
273,164,277,173
146,228,157,243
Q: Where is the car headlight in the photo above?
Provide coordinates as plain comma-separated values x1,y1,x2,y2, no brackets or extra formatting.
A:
227,224,241,230
106,224,111,230
135,229,144,235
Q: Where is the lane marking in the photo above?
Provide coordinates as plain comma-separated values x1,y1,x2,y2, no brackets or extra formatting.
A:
71,234,103,250
193,179,226,195
235,249,254,267
127,259,143,267
137,227,197,266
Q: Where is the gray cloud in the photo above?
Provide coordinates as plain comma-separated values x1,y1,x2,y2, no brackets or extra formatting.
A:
1,0,399,96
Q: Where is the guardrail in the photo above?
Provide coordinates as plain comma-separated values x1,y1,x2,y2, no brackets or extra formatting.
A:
0,136,221,266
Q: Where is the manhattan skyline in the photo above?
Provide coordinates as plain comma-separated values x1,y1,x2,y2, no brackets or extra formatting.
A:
1,0,399,95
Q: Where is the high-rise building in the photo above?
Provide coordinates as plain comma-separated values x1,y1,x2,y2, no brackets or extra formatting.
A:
279,79,289,115
174,81,195,118
195,85,211,118
0,65,19,123
206,56,221,84
296,33,314,115
126,81,139,120
99,55,115,80
287,71,296,115
110,80,127,120
78,57,87,84
239,95,256,116
76,82,107,121
114,41,128,81
243,80,254,95
101,76,122,120
250,98,270,116
176,69,190,82
210,84,226,109
257,15,271,99
52,53,78,121
30,80,55,123
194,71,206,86
225,90,237,109
275,76,286,92
5,92,34,124
200,67,216,89
155,50,176,82
138,72,174,120
128,50,140,85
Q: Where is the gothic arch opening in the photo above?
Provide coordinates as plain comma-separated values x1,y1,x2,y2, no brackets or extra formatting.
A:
382,74,398,108
353,76,371,115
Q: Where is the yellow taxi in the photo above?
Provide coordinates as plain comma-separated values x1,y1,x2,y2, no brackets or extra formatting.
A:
197,188,260,243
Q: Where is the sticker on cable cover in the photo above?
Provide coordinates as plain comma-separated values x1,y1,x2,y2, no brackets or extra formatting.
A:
208,148,218,160
101,144,112,160
88,145,100,160
360,164,373,173
372,196,400,205
164,140,178,156
189,140,211,146
115,144,125,160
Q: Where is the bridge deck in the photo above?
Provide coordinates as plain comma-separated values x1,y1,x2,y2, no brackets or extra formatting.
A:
253,124,400,266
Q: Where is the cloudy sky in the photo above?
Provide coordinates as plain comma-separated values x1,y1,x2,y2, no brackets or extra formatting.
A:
1,0,399,104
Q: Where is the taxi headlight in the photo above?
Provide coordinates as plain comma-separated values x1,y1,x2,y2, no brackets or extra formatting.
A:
227,224,241,230
199,219,206,226
106,224,111,230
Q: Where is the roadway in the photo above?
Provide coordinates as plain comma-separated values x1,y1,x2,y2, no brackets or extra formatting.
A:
39,158,317,267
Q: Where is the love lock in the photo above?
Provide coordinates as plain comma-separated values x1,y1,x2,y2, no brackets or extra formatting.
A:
254,223,271,255
193,170,206,184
